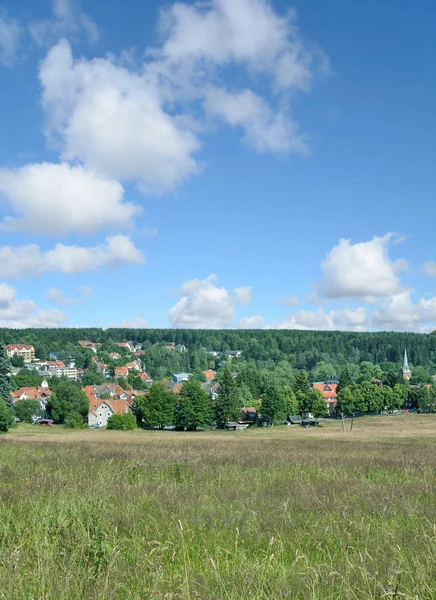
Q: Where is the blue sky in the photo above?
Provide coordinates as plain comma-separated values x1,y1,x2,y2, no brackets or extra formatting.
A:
0,0,435,331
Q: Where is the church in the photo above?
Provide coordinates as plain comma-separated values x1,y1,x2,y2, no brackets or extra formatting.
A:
402,348,412,381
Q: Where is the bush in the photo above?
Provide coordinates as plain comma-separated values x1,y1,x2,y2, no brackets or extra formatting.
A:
107,412,137,430
65,411,87,429
14,399,43,423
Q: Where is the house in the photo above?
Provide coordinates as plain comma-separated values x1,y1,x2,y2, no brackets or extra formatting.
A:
203,370,216,381
47,364,78,380
6,344,35,363
78,341,98,352
207,351,220,357
126,360,141,372
116,341,135,353
173,373,190,383
83,383,126,403
96,363,108,376
138,372,153,384
46,360,66,369
312,379,338,415
224,350,242,359
49,352,61,361
11,381,52,413
109,352,121,360
114,366,129,379
88,398,131,428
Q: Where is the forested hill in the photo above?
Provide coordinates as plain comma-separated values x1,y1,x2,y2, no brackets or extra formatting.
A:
1,328,436,370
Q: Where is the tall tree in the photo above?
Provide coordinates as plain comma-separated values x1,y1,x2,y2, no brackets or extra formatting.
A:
293,370,311,413
175,380,212,430
336,366,352,395
0,397,13,432
214,370,241,424
132,383,175,429
261,383,286,424
0,344,13,409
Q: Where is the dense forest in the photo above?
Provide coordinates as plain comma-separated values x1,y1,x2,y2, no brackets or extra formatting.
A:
1,328,436,372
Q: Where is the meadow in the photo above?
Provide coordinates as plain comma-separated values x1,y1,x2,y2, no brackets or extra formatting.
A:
0,415,435,599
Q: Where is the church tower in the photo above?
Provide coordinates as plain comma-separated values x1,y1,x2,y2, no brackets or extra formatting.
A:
402,348,412,380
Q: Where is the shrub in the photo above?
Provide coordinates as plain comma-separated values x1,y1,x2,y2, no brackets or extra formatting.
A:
106,412,136,430
0,397,13,432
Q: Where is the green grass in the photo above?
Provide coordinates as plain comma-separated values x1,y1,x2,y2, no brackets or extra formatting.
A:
0,416,435,599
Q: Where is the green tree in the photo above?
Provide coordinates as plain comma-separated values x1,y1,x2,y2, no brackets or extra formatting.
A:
10,355,25,368
175,380,212,430
261,383,286,424
412,386,432,413
0,397,13,432
0,344,13,409
123,411,137,430
293,370,311,413
106,413,124,430
214,370,241,424
337,366,352,395
312,362,336,382
282,386,298,417
46,380,89,424
307,389,328,420
132,383,175,428
11,370,44,389
337,384,365,415
14,399,43,423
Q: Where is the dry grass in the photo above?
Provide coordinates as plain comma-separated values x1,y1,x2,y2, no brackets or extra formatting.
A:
0,415,435,599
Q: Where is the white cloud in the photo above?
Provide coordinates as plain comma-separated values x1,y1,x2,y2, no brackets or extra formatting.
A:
44,235,145,274
204,87,308,153
317,234,407,302
157,0,313,91
106,316,148,328
29,0,99,47
0,283,66,328
371,292,436,332
0,235,144,278
424,262,436,277
0,162,140,235
0,13,21,66
239,315,264,329
39,40,200,193
168,274,252,328
267,307,368,331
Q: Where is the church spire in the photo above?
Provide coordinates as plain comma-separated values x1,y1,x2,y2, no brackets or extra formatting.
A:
402,348,412,380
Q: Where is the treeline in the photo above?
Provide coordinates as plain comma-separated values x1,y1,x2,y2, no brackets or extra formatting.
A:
1,328,436,371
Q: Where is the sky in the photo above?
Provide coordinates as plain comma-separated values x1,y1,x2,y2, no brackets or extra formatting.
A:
0,0,435,331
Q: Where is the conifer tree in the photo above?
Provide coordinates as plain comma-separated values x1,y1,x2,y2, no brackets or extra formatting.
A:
0,343,13,410
337,366,352,395
214,369,241,424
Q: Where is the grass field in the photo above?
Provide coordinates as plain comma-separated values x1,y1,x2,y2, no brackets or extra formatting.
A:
0,415,435,599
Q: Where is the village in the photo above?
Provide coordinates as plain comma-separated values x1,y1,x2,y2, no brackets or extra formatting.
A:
5,339,432,429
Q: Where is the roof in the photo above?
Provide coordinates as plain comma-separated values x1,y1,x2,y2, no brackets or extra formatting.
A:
203,370,215,380
90,398,130,417
6,344,34,350
11,387,52,400
312,382,338,400
115,366,129,375
172,383,183,394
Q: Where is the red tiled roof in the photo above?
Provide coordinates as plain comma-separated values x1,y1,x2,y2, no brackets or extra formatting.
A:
203,370,215,380
172,383,183,394
90,398,130,416
11,387,52,400
312,382,338,401
7,344,34,350
115,366,128,375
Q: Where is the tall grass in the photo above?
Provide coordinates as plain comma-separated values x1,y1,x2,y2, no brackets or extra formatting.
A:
0,417,435,599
